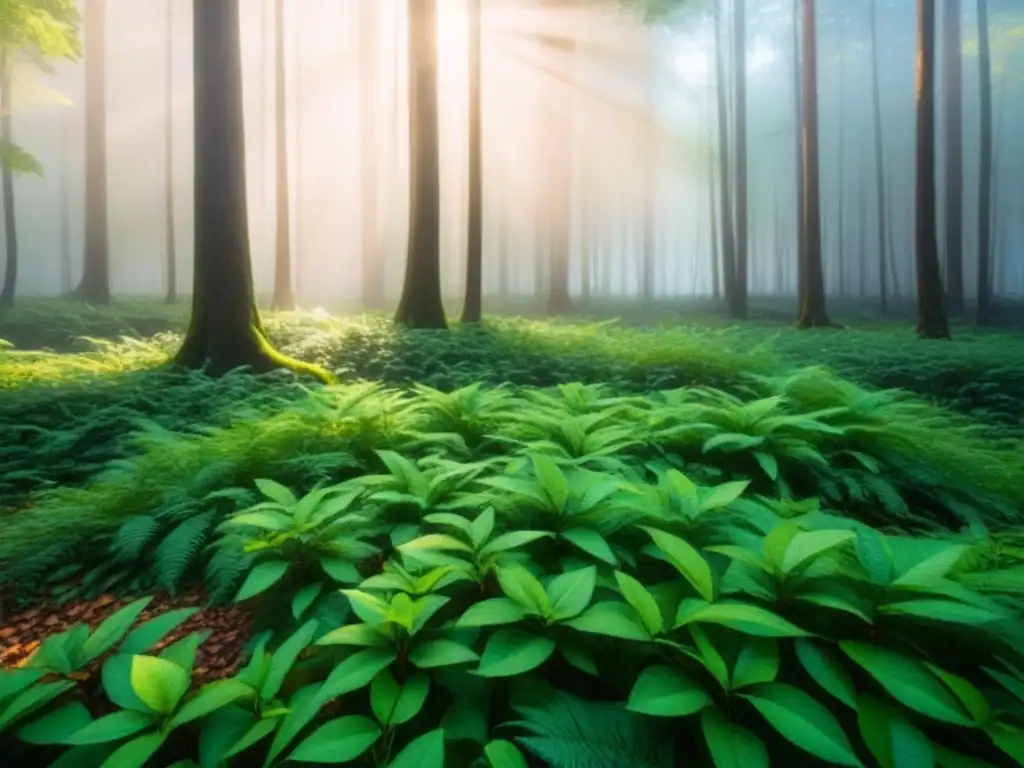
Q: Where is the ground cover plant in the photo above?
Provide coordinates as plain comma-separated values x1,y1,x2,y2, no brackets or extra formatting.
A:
2,301,1024,766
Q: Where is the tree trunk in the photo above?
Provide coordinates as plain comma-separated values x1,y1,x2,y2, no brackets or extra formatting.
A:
836,29,847,297
914,0,951,339
869,0,889,315
270,0,294,310
731,0,749,319
60,105,72,295
75,0,110,304
0,60,16,307
543,3,573,316
164,0,177,305
359,0,383,308
795,0,833,329
791,0,805,303
975,0,993,325
461,0,483,323
714,1,736,313
943,0,964,315
394,0,447,328
175,0,328,381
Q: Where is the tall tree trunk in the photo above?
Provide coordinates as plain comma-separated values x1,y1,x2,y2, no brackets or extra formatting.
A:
76,0,110,304
731,0,749,319
175,0,327,381
943,0,964,315
975,0,993,325
0,59,16,307
792,0,805,303
836,29,847,297
714,1,736,312
640,55,656,300
795,0,832,328
914,0,951,339
544,2,573,315
461,0,483,323
705,105,720,300
869,0,889,315
394,0,447,328
359,0,383,308
164,0,177,305
271,0,294,310
60,105,72,294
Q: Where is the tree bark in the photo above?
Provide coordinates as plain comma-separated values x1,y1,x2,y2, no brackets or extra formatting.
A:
943,0,964,315
175,0,329,381
461,0,483,323
795,0,834,329
791,0,805,303
869,0,889,315
359,0,383,308
713,1,736,313
913,0,951,339
731,0,749,319
394,0,447,328
164,0,177,305
975,0,993,325
60,105,72,295
0,59,16,307
75,0,110,304
543,3,573,316
270,0,295,310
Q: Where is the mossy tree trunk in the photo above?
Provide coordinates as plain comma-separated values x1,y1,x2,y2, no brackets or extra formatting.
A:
76,0,110,305
0,58,17,308
796,0,834,329
271,0,295,311
913,0,952,339
461,0,483,324
359,0,383,309
175,0,328,382
394,0,447,329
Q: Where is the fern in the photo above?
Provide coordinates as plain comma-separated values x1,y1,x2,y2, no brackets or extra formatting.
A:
110,515,161,564
153,510,216,595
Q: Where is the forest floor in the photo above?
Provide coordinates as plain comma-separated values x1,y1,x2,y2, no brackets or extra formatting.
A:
1,297,1023,765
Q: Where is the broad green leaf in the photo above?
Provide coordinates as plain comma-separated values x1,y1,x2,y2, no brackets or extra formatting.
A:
160,629,210,672
986,722,1024,765
626,665,713,717
752,451,779,481
840,643,972,725
701,707,769,768
559,640,598,675
545,566,597,621
924,663,990,725
317,649,397,704
614,570,664,636
457,597,527,627
16,702,92,745
235,560,290,602
485,738,530,768
879,600,1009,625
531,453,569,511
120,608,198,656
565,601,650,641
223,716,278,759
82,597,153,662
63,710,157,745
169,679,255,729
254,478,298,506
315,623,392,648
762,521,800,572
742,683,863,766
341,589,390,626
698,479,749,511
855,528,893,585
98,731,165,768
0,680,75,730
496,565,550,615
794,639,856,708
130,655,191,714
400,534,474,554
220,510,293,531
642,527,714,601
857,692,936,768
260,619,319,700
320,556,362,584
388,728,445,768
288,715,381,763
291,583,324,620
782,531,854,574
731,637,779,690
475,630,556,677
409,639,479,669
680,601,810,637
470,508,495,550
891,546,967,589
688,625,729,689
370,670,430,726
561,528,618,565
479,530,554,557
983,667,1024,706
0,668,45,700
933,744,999,768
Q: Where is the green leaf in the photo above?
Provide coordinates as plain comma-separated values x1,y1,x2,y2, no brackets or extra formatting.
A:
409,639,479,669
371,670,430,726
924,663,990,725
169,679,256,730
762,521,800,572
840,642,972,726
701,707,769,768
63,709,157,745
254,478,297,506
545,566,597,621
642,527,714,601
479,530,554,557
457,597,527,627
475,630,556,677
260,619,318,700
320,556,362,583
223,716,278,759
485,739,530,768
497,565,550,615
560,528,618,565
686,625,729,689
742,683,863,767
317,649,396,705
98,731,165,768
891,546,967,588
470,508,495,550
235,560,290,602
856,692,936,768
782,531,854,574
388,728,445,768
316,623,392,648
531,453,569,511
120,608,199,656
400,533,474,554
82,597,153,662
16,702,92,745
0,668,45,701
220,510,293,531
987,723,1024,766
731,637,779,690
341,589,390,626
614,570,663,636
0,680,75,730
794,639,856,708
681,601,810,637
855,529,893,585
131,655,191,714
933,744,999,768
698,479,749,511
626,665,713,717
291,583,324,620
879,599,1009,625
752,451,779,481
287,715,381,763
565,601,650,641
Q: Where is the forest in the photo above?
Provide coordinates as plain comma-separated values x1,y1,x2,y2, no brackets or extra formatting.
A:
0,0,1023,766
